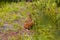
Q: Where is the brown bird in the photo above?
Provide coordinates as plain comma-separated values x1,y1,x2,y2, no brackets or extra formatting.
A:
24,13,34,29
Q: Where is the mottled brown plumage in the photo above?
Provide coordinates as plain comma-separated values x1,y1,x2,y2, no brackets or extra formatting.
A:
24,13,34,29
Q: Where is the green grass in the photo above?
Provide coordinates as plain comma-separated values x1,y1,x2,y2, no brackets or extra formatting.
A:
0,0,60,40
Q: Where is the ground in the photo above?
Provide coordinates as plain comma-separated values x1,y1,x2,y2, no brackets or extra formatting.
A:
0,1,60,40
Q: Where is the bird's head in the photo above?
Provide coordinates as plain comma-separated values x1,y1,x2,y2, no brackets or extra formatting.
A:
27,12,31,18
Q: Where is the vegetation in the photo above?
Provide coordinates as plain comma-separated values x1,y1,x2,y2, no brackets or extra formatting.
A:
0,0,60,40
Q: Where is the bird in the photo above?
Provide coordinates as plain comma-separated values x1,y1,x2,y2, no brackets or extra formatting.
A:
24,13,34,30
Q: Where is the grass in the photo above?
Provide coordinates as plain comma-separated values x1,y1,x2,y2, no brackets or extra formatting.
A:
0,0,60,40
